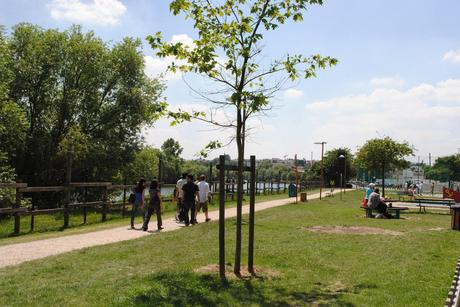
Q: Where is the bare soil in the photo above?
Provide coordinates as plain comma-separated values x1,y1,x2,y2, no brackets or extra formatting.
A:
302,226,403,236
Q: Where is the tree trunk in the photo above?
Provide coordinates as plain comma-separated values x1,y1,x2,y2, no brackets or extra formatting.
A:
234,108,244,275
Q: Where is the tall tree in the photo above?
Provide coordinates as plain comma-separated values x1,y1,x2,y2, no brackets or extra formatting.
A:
5,23,166,185
355,137,413,196
424,154,460,184
148,0,337,274
161,138,183,158
310,148,354,187
160,138,184,183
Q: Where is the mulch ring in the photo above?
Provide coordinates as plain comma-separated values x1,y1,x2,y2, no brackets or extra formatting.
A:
301,226,403,236
194,264,281,280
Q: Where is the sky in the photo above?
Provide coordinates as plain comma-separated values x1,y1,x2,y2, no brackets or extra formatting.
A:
1,0,460,163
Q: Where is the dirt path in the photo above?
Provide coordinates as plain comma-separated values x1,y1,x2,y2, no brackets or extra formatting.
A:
0,190,339,268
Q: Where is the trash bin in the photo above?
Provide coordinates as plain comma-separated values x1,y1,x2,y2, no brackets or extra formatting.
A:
451,205,460,230
288,184,297,197
300,192,307,202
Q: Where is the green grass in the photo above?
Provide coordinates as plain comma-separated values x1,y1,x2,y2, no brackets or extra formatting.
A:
0,190,304,246
0,190,457,306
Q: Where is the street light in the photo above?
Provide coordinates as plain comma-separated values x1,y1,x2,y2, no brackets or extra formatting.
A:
339,154,346,194
338,154,345,200
314,141,327,200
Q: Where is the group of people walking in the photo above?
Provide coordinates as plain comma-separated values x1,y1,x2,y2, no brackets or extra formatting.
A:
129,178,164,231
129,173,211,231
175,173,212,227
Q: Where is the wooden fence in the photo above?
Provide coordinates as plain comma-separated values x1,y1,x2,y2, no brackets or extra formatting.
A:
0,182,133,234
0,179,309,235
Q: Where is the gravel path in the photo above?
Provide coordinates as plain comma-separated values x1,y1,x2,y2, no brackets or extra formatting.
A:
0,191,335,268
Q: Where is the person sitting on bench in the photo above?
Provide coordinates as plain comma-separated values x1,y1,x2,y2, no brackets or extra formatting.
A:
368,188,392,218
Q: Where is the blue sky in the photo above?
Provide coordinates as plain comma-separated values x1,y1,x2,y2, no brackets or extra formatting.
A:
1,0,460,162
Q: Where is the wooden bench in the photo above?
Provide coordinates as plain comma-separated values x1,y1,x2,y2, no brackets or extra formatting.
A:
361,205,408,219
396,190,410,200
403,198,456,213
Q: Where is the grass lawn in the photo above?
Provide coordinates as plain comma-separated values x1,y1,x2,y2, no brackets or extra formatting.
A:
0,189,309,246
0,190,457,306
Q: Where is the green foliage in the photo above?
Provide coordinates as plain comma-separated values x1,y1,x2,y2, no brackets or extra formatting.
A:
147,0,337,153
125,146,162,183
161,138,183,158
424,154,460,182
1,23,166,185
355,137,414,173
355,137,413,194
0,101,29,162
181,159,210,178
310,148,355,187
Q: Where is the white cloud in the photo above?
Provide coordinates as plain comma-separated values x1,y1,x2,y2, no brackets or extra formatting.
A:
144,34,194,81
283,88,304,99
170,34,196,49
49,0,126,26
370,77,405,88
144,55,182,81
304,79,460,156
443,49,460,64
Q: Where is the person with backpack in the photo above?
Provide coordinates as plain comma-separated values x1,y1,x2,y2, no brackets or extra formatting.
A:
182,174,200,226
143,179,163,231
130,178,146,229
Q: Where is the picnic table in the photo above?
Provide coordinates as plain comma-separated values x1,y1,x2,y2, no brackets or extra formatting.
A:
361,200,408,219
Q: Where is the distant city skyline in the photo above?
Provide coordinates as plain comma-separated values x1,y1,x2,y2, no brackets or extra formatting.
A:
1,0,459,161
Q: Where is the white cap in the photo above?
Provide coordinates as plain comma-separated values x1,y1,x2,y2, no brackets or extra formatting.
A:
369,183,375,187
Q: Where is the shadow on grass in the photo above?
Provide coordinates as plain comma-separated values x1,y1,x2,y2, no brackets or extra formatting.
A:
128,271,366,306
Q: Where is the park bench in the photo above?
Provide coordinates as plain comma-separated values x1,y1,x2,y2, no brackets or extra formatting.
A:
361,205,408,219
403,198,456,213
395,190,410,200
325,188,335,197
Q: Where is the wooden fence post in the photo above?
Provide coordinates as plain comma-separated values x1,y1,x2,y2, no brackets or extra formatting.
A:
248,155,256,274
122,177,127,218
219,155,226,279
14,183,22,234
101,186,108,222
63,145,73,228
83,187,87,224
30,198,35,232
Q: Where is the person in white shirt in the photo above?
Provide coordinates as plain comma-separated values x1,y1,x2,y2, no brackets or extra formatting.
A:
175,173,188,222
196,174,211,222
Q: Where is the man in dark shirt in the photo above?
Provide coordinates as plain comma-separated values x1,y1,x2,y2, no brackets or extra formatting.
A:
182,174,200,226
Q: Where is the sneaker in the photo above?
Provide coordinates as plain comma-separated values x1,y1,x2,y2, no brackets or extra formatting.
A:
158,226,164,230
205,218,211,222
142,228,147,231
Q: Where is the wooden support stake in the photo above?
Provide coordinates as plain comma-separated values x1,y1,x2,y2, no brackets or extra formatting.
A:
248,155,256,275
219,155,226,279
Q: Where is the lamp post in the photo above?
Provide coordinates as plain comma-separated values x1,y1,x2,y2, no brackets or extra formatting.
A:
314,141,327,200
338,154,345,200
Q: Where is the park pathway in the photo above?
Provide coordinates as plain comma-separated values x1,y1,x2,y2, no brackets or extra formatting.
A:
0,190,340,268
